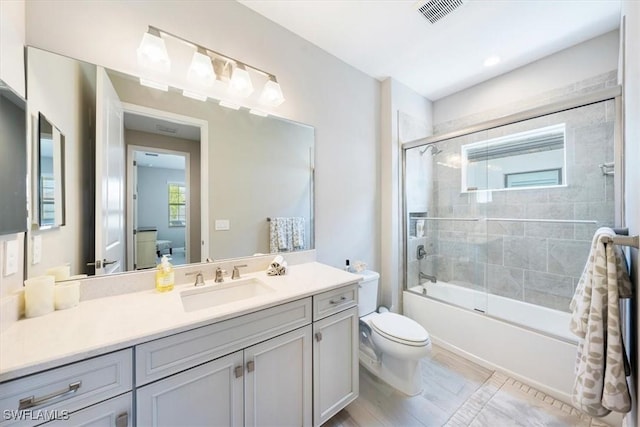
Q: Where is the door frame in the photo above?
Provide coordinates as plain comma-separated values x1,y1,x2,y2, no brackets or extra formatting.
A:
121,102,209,268
127,145,190,270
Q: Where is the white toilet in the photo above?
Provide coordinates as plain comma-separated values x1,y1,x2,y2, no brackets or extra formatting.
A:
358,270,431,396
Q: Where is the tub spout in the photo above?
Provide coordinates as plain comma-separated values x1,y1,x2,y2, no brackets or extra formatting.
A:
419,272,437,283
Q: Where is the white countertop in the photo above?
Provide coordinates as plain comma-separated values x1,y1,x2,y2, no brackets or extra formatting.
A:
0,262,361,382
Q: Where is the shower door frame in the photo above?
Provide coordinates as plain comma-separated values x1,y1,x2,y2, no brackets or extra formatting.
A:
401,85,625,302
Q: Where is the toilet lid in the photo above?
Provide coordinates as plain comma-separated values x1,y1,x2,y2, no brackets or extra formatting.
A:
370,312,430,345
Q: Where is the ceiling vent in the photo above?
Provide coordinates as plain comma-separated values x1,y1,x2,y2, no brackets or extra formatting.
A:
416,0,466,24
156,124,178,134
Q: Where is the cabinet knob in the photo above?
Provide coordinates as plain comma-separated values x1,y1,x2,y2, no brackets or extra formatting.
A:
315,332,323,342
115,412,128,427
247,360,255,372
234,366,243,378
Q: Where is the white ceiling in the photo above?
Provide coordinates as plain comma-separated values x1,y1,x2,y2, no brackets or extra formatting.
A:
239,0,621,100
124,112,201,141
134,150,186,170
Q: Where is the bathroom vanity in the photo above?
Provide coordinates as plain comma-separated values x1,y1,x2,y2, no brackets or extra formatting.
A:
0,261,360,427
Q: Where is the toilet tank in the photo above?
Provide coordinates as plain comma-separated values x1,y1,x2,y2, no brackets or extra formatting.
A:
358,270,380,317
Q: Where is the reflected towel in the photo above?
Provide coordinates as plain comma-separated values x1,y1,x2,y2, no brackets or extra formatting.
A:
292,217,305,249
569,227,632,416
269,217,305,253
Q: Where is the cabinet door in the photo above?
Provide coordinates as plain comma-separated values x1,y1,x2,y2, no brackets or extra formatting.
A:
313,307,359,427
136,351,243,427
42,393,131,427
245,326,312,427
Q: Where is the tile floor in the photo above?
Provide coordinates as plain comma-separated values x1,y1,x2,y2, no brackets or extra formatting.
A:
325,345,610,427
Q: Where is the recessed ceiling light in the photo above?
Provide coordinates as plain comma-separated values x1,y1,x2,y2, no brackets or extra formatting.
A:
483,55,501,67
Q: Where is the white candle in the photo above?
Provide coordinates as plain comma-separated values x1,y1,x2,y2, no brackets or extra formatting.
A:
46,265,71,282
54,281,80,310
24,276,55,318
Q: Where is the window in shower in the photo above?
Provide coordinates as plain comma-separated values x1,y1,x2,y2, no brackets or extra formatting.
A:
461,124,566,192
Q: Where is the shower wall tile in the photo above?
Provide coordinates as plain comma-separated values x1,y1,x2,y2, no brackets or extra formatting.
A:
523,270,574,298
524,223,574,240
452,260,486,288
487,221,525,236
472,234,503,265
547,239,591,277
524,289,572,312
487,264,524,300
503,237,547,271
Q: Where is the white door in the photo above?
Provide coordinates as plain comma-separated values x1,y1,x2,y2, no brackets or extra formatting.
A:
95,66,125,275
313,307,359,426
136,351,244,426
245,326,312,427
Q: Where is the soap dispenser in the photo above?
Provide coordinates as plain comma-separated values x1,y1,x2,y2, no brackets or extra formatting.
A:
156,255,175,292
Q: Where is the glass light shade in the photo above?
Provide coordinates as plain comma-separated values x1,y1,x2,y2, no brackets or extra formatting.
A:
188,51,214,86
228,65,254,97
258,79,285,107
137,32,170,72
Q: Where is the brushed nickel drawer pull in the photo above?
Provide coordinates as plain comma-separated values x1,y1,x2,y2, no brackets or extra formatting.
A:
329,296,348,305
247,360,255,373
115,412,128,427
18,381,82,410
315,332,323,342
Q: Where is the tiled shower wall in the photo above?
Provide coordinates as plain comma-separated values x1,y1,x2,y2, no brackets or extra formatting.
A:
407,71,617,312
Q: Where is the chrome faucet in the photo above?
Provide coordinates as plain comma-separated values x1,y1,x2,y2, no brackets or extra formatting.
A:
232,264,247,280
214,267,225,283
419,272,437,283
186,271,205,286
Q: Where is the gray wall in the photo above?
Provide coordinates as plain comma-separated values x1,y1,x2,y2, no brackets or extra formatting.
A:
137,166,186,248
125,129,200,262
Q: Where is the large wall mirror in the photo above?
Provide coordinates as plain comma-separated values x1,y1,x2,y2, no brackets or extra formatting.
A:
26,47,315,279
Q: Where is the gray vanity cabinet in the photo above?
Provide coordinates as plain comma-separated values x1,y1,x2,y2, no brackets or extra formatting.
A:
312,285,359,427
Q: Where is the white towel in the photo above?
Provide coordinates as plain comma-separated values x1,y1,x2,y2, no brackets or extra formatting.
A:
292,217,305,249
267,255,288,276
569,227,632,416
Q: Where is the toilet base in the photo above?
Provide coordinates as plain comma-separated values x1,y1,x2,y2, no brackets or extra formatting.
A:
359,349,424,396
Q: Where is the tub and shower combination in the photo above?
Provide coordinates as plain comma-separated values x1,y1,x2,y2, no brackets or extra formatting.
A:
401,87,623,403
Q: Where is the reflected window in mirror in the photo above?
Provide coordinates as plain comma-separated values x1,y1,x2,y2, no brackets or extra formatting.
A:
168,182,186,227
37,113,66,228
461,124,566,192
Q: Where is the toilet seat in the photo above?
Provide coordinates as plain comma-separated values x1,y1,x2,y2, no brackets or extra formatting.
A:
370,312,430,347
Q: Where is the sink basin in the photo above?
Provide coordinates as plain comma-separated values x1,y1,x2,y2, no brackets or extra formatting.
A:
181,278,275,312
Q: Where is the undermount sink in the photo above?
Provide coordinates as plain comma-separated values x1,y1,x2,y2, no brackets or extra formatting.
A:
181,277,275,312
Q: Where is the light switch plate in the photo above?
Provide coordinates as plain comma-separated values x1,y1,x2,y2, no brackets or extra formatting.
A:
215,219,230,231
32,235,42,264
3,239,18,276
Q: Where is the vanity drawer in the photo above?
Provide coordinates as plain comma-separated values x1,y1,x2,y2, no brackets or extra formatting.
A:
136,297,312,385
313,284,358,321
0,349,132,427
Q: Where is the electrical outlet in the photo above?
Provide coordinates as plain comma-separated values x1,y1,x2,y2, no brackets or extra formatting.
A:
32,235,42,264
3,239,18,276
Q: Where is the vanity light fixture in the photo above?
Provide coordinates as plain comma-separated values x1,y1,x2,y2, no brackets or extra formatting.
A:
182,90,207,101
258,77,285,107
137,26,285,107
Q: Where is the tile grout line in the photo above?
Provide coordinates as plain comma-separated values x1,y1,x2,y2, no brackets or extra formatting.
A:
443,371,508,426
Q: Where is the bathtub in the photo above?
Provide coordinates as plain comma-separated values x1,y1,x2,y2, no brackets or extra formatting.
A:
408,282,575,342
403,284,579,405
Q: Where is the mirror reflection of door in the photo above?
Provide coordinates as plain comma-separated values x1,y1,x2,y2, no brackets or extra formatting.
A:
131,149,188,269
